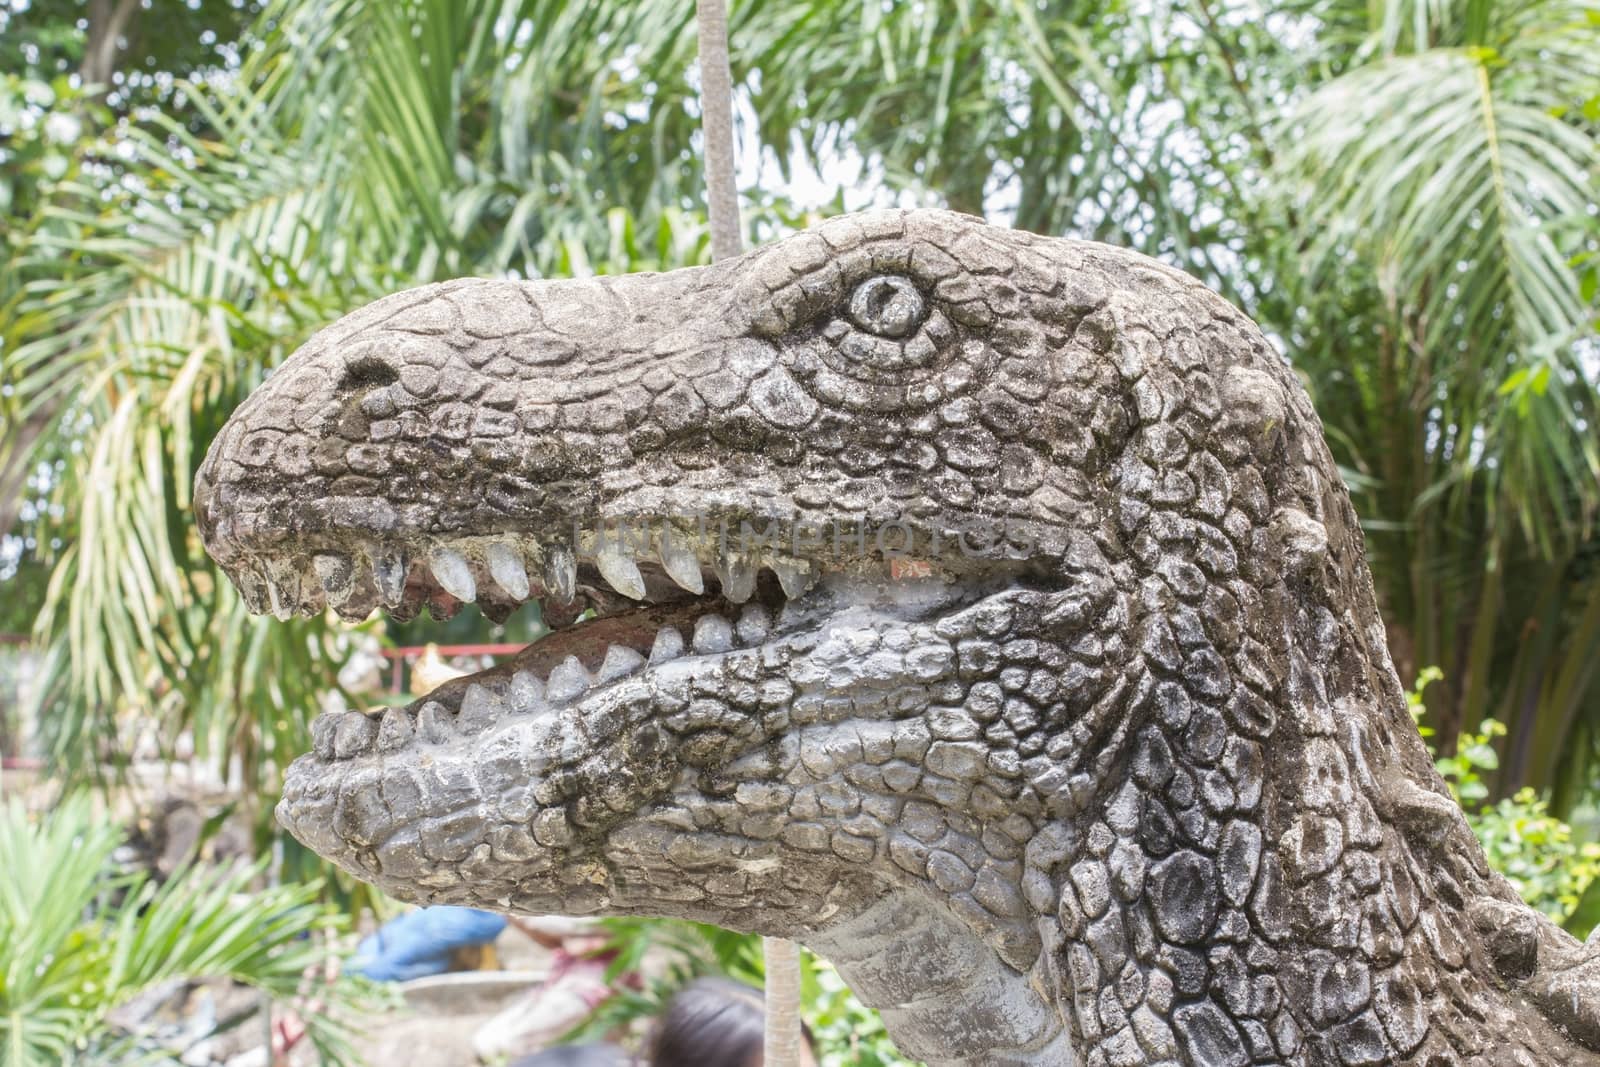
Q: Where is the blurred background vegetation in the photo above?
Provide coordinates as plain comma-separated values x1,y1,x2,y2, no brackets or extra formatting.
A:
0,0,1597,1060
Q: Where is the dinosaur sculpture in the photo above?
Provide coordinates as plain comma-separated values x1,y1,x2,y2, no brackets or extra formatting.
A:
194,210,1600,1065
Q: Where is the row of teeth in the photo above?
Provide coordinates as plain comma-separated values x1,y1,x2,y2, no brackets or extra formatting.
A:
239,533,820,621
311,604,773,761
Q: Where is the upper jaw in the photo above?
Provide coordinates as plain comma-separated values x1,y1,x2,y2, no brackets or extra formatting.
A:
205,507,838,624
209,500,1055,629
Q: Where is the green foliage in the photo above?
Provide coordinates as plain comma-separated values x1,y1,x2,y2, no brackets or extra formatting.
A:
0,1,263,107
568,919,914,1065
2,0,1592,816
1474,786,1600,927
2,0,743,802
0,794,382,1067
1268,0,1600,799
804,962,908,1067
1410,670,1600,927
0,558,51,635
0,75,98,223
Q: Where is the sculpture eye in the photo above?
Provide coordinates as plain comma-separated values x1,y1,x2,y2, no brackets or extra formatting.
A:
848,276,924,338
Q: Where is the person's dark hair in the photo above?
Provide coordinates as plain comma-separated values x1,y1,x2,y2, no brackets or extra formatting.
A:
648,977,811,1067
508,1044,630,1067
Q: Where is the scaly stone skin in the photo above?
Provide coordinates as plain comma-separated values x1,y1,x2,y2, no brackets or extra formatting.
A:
195,210,1600,1065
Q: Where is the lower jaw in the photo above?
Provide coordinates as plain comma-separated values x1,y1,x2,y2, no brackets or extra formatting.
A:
282,574,1003,882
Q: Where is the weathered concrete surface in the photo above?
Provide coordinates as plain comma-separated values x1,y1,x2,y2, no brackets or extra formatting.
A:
197,210,1600,1064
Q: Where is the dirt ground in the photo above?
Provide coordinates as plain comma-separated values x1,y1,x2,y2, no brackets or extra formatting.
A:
353,1008,505,1066
338,922,650,1067
343,929,561,1067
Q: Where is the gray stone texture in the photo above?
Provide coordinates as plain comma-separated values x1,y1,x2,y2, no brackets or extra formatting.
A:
196,210,1600,1064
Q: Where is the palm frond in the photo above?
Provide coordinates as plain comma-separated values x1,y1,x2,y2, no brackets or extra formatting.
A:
1277,8,1600,553
0,795,379,1067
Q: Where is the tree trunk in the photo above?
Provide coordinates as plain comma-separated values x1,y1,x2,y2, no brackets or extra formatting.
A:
80,0,142,94
694,0,742,263
691,2,804,1059
763,936,805,1067
0,410,53,542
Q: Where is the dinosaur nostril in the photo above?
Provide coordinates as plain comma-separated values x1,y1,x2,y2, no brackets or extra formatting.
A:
338,355,399,392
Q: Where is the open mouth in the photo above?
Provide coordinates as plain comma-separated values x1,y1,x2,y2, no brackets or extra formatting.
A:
287,523,867,765
267,511,1019,898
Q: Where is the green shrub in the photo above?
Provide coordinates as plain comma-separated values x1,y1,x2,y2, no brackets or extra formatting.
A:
0,795,381,1067
1410,669,1600,928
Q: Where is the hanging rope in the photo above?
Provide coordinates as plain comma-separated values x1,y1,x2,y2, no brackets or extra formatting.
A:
693,4,803,1064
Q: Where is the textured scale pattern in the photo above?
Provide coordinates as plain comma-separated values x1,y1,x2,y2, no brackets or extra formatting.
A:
196,210,1600,1065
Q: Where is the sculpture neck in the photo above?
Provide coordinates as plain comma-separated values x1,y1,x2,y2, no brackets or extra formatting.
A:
806,887,1074,1066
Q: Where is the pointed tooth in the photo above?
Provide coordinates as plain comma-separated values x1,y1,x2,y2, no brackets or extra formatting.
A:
313,552,355,606
546,656,591,705
597,645,647,683
372,549,408,608
522,730,559,773
486,541,530,601
659,533,705,595
596,539,646,600
458,683,505,733
510,670,546,710
268,588,295,622
310,713,338,759
301,563,327,611
715,550,756,604
417,701,454,744
335,584,378,623
264,558,301,621
692,614,734,654
558,730,588,763
545,546,576,602
649,626,686,664
377,708,414,752
429,545,476,603
333,711,378,759
233,565,270,615
736,604,771,645
772,557,816,600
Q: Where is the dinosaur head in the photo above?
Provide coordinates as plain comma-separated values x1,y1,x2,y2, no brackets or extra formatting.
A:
194,211,1114,615
194,208,1146,910
199,210,1590,1065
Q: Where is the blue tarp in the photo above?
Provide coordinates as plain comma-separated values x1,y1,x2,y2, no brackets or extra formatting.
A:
347,906,509,982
